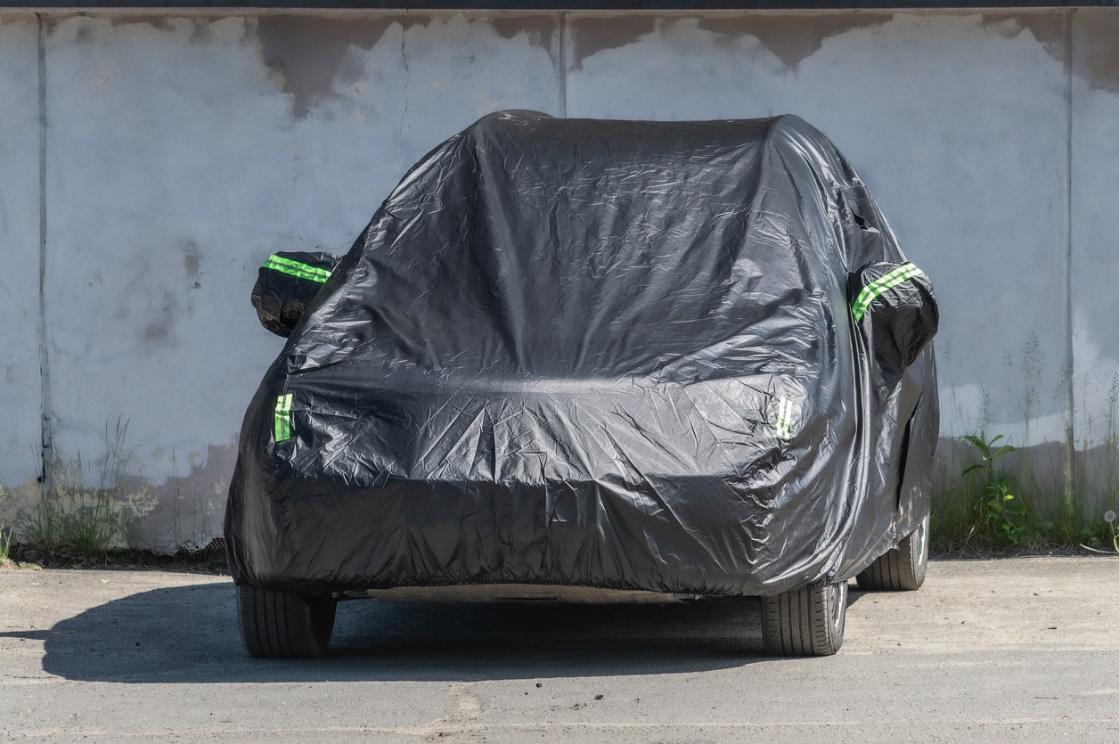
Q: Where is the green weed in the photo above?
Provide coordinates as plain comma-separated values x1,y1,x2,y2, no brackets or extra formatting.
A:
21,418,148,557
1103,511,1119,553
962,434,1028,545
0,525,11,563
1104,376,1119,515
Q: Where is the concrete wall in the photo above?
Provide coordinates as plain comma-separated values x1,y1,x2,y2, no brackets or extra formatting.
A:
0,15,43,509
1,9,1117,550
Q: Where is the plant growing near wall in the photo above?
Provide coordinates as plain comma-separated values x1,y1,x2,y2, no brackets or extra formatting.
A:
0,525,11,563
26,456,119,555
22,418,150,557
1104,511,1119,554
1106,378,1119,517
0,476,17,563
962,433,1027,546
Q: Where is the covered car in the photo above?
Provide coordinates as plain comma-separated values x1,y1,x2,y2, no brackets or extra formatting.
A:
226,111,939,658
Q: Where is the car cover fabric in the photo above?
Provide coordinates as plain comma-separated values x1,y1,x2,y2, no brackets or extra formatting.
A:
851,262,939,379
251,251,341,337
225,111,939,596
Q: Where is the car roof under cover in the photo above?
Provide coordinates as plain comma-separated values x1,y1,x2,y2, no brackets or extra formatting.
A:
289,111,897,380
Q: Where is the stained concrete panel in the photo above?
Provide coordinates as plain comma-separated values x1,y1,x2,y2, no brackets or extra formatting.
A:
1070,9,1119,511
0,16,43,496
566,11,1073,444
1070,6,1119,437
41,14,560,549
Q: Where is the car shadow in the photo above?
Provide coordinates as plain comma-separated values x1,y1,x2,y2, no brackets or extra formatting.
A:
2,580,864,684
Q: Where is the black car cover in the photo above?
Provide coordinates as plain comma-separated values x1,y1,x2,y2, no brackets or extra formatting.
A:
225,111,938,596
251,251,340,337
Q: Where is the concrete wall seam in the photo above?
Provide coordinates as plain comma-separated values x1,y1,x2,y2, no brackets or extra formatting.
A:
1063,7,1076,513
36,12,51,492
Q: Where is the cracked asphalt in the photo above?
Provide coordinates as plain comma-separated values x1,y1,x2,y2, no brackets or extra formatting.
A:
2,557,1117,743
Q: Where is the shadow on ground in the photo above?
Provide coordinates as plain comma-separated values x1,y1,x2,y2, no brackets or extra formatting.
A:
0,581,871,684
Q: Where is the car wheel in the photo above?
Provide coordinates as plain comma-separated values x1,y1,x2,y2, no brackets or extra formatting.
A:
761,581,847,656
856,513,929,591
237,585,337,658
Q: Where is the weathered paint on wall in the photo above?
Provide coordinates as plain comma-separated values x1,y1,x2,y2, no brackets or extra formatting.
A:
0,15,42,494
1072,8,1119,443
1070,9,1119,517
0,9,1116,550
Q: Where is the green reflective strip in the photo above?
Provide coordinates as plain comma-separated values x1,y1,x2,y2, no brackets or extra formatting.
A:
274,393,294,443
851,262,925,322
263,254,332,284
775,397,794,439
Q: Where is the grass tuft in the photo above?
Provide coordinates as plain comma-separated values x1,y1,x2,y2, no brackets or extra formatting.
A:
20,418,153,558
0,525,11,563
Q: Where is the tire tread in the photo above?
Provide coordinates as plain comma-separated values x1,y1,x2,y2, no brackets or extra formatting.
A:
237,585,337,658
857,515,928,592
854,516,926,590
761,582,846,657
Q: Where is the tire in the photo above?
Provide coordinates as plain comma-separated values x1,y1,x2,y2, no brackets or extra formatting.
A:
761,581,847,656
857,513,930,591
237,585,337,658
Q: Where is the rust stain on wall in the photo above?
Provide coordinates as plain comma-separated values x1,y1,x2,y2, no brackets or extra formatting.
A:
255,15,423,118
490,14,560,65
981,9,1119,92
569,16,656,71
255,15,560,119
0,13,36,26
63,15,212,44
107,15,175,32
569,14,890,72
490,15,556,46
980,11,1066,62
1073,8,1119,93
697,14,892,70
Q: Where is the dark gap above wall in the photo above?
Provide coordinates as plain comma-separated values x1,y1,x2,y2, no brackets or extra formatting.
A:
2,1,1115,10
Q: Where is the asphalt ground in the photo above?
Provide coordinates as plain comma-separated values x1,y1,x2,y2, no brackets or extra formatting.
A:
2,557,1117,743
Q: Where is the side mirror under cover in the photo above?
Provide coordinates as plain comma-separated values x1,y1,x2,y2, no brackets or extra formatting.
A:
251,251,340,337
850,261,939,374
